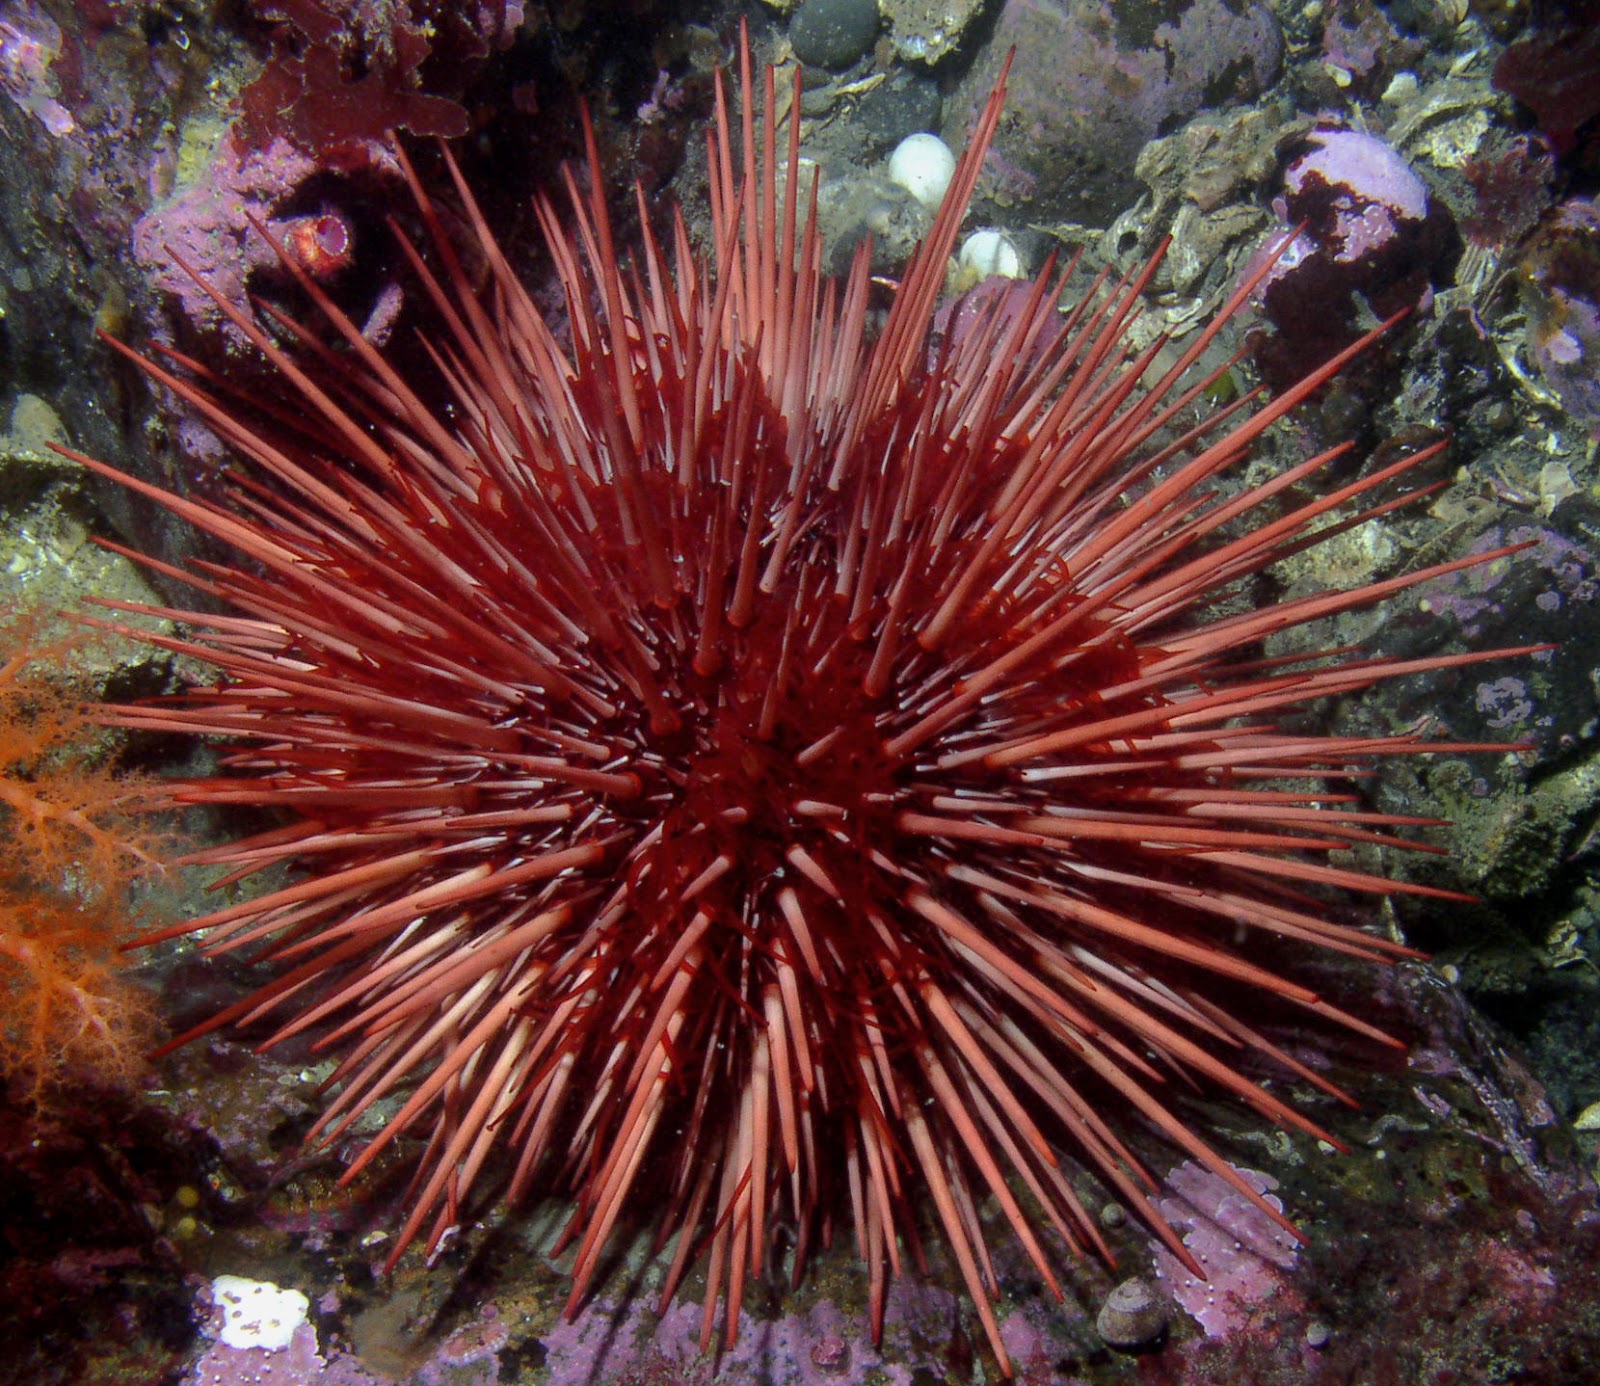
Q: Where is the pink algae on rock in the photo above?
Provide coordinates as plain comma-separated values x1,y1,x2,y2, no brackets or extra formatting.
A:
1150,1160,1305,1339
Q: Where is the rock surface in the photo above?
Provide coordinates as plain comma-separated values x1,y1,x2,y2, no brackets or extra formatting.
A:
942,0,1284,228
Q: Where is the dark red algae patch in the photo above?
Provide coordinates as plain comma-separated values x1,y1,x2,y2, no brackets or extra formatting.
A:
0,1091,199,1386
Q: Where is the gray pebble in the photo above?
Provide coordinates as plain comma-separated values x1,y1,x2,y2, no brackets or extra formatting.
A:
791,0,880,70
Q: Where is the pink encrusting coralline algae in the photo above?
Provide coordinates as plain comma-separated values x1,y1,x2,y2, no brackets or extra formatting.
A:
0,2,73,136
1150,1161,1305,1338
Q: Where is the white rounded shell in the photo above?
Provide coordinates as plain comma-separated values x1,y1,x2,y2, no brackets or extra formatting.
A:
889,132,957,209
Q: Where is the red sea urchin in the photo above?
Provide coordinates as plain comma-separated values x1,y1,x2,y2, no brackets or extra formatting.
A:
67,42,1531,1376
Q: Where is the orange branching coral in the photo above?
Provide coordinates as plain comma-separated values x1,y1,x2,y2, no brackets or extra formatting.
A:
0,610,163,1108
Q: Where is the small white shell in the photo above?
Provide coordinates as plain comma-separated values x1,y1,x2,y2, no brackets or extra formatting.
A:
888,133,956,209
958,229,1024,280
1096,1276,1170,1350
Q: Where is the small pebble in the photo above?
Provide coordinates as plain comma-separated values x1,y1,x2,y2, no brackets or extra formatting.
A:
854,70,943,159
790,0,880,70
1305,1319,1331,1350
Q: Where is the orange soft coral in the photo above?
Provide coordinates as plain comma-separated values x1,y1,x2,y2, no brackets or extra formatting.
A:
0,611,163,1108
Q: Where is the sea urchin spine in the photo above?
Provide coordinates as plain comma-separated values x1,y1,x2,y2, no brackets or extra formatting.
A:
66,37,1534,1376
